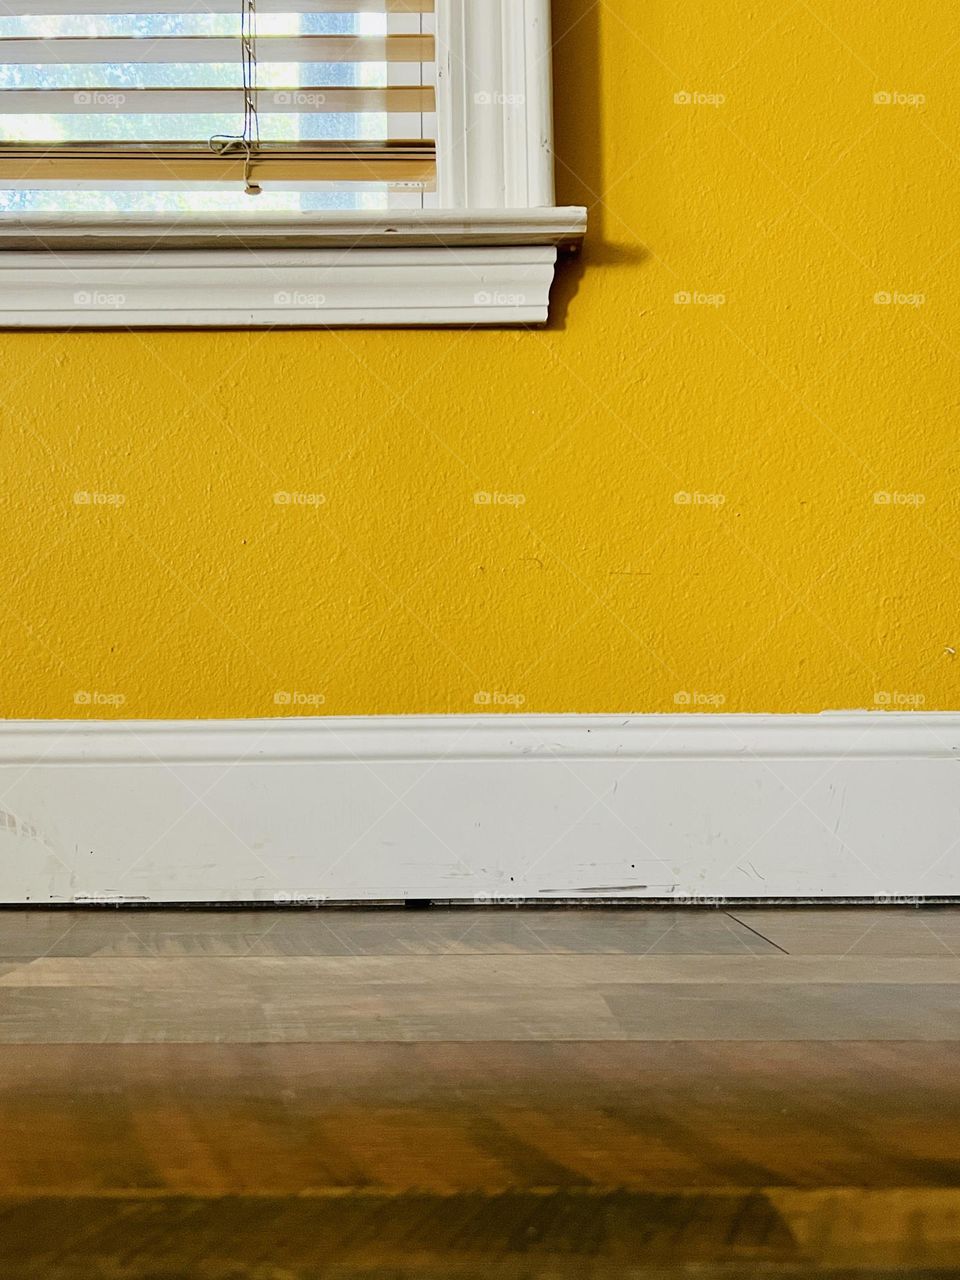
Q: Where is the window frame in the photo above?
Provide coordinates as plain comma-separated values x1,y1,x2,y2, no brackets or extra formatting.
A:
0,0,586,327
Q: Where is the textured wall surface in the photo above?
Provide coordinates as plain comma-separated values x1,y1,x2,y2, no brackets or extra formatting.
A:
1,0,957,718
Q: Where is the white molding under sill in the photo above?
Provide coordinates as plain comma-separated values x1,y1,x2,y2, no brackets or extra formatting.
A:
0,243,568,328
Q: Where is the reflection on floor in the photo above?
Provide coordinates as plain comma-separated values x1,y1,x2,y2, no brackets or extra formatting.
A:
0,906,958,1277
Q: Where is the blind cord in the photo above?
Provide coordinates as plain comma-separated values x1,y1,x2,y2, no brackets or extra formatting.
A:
209,0,261,195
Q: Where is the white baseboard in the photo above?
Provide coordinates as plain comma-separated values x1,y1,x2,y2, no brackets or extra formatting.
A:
0,714,958,905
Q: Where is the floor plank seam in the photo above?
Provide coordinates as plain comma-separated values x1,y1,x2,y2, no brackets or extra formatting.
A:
726,912,791,955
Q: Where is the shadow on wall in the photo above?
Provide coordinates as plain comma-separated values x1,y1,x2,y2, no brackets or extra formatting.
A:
548,0,650,328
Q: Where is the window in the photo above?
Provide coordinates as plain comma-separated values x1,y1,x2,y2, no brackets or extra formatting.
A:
0,0,436,213
0,0,585,326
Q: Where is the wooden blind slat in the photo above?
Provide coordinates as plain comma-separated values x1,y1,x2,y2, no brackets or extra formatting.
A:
0,34,435,64
0,85,435,114
0,141,436,185
1,0,432,12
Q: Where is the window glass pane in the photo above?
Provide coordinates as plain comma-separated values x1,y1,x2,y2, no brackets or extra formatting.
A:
0,7,392,214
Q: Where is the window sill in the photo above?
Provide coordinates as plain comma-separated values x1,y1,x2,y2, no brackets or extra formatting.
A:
0,208,586,329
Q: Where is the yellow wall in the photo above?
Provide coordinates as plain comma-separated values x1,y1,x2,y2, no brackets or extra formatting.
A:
2,0,957,718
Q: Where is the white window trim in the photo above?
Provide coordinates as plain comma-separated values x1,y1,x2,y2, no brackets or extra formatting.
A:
0,0,586,328
435,0,556,210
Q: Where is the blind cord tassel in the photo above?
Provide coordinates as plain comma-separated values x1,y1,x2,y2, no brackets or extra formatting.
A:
208,0,261,194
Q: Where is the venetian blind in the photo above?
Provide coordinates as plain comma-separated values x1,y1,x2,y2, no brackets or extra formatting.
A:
0,0,436,207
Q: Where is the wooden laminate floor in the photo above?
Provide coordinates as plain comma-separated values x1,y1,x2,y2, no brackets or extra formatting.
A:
0,905,959,1278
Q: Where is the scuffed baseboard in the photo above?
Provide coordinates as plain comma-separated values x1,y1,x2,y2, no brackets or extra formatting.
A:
0,714,957,904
